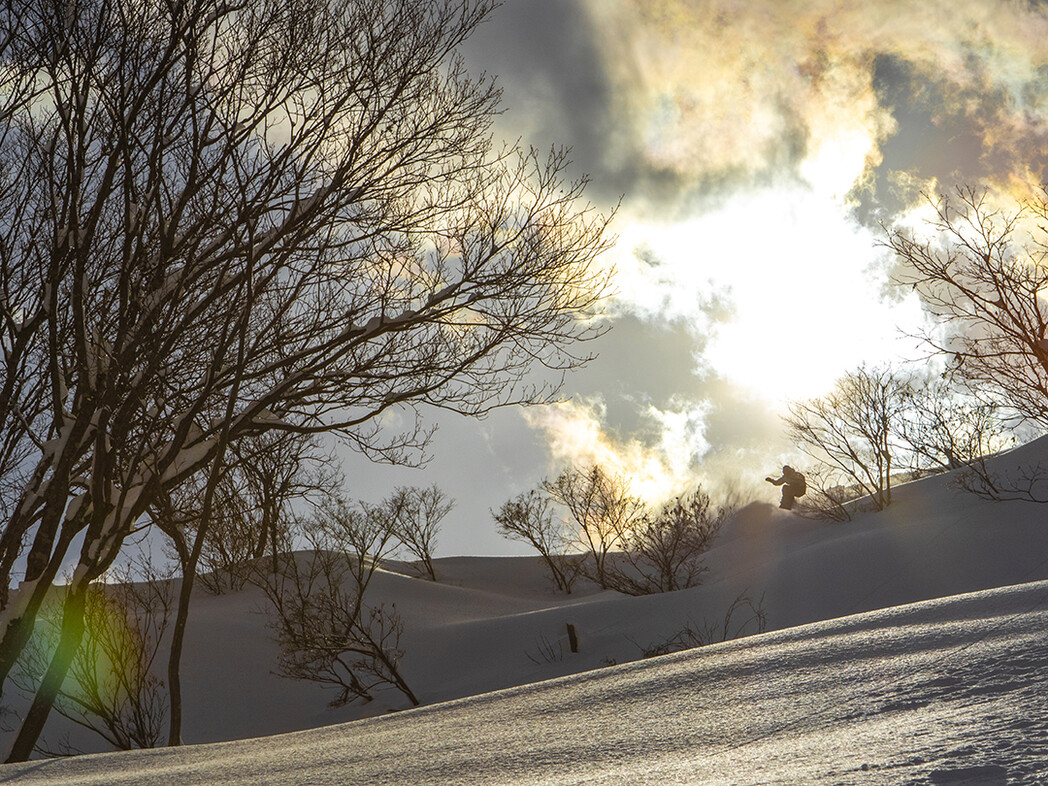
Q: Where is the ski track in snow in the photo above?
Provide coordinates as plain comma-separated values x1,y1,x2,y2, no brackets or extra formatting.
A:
2,580,1047,785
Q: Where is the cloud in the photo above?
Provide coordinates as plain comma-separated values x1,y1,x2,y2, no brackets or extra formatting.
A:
520,384,797,505
466,0,1048,214
855,51,1048,220
613,188,929,399
459,0,625,204
468,0,1048,216
462,0,1048,513
521,396,709,502
514,317,717,503
579,1,887,203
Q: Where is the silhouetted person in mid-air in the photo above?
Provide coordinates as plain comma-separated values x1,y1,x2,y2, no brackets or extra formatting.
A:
766,465,806,510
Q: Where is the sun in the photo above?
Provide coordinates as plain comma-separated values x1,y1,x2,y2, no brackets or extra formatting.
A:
614,185,927,409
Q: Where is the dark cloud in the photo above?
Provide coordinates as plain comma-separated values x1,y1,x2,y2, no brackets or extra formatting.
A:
565,315,711,438
462,0,626,205
462,0,809,214
852,52,1048,224
466,1,1048,220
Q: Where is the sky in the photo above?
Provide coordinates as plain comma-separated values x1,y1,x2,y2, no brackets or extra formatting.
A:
343,0,1048,556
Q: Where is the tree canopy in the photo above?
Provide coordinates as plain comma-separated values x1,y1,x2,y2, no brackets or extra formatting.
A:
0,0,611,759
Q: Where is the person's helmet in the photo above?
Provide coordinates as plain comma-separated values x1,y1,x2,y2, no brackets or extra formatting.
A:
782,465,791,472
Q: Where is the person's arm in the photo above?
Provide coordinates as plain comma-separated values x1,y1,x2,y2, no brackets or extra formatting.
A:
766,475,785,486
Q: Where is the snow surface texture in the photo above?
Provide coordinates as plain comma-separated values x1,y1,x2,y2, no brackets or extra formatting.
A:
4,581,1047,784
6,437,1048,782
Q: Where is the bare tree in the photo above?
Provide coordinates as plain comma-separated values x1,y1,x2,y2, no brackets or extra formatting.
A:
151,439,252,749
13,562,173,754
543,465,642,590
262,496,418,708
789,368,1015,520
150,434,330,746
792,464,858,523
0,0,611,758
883,187,1048,503
785,365,911,512
896,375,1012,475
492,490,580,594
609,488,729,596
171,433,335,596
387,485,452,581
952,458,1048,502
232,434,336,579
539,467,726,595
885,187,1048,426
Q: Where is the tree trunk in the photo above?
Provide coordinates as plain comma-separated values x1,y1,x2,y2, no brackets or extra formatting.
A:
164,492,211,747
167,439,232,745
0,522,80,693
166,570,194,747
4,581,89,762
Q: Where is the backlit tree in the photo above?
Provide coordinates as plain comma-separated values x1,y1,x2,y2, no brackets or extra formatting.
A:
0,0,611,758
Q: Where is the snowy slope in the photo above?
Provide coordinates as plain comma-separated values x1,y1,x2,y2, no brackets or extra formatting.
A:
5,579,1047,785
5,437,1048,781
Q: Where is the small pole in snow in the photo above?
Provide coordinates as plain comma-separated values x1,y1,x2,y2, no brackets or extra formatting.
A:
566,623,578,653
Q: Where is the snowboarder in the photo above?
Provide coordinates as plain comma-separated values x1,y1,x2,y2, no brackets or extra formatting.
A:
766,465,806,510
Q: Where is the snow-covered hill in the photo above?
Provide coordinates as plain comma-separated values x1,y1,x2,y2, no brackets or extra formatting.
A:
5,437,1048,782
5,580,1047,784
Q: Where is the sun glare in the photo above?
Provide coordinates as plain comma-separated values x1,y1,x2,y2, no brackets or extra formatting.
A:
616,186,927,408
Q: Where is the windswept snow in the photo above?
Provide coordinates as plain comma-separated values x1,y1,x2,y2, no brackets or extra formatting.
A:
6,438,1048,782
